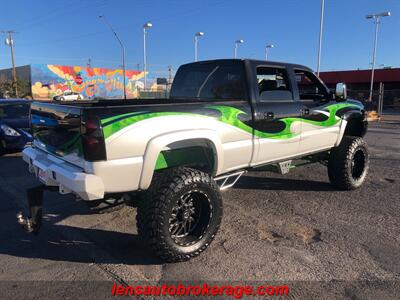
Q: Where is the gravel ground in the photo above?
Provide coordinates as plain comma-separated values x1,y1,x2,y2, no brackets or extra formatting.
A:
0,121,399,299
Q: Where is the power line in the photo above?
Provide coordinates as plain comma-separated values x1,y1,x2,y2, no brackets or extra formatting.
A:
12,1,77,30
17,0,226,48
14,0,109,31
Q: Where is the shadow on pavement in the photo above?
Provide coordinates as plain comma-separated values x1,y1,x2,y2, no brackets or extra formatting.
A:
234,175,335,192
1,154,334,267
0,155,163,266
0,201,162,266
1,226,161,267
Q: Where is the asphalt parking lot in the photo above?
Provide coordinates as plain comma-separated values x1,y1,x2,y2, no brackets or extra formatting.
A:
0,121,399,299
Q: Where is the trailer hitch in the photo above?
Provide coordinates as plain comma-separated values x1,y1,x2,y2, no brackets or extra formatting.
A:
16,185,53,235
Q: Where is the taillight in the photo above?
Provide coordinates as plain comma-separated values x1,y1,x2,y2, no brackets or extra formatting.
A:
81,117,106,161
83,119,98,134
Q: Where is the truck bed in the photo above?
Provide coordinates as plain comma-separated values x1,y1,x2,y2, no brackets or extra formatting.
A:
30,99,253,164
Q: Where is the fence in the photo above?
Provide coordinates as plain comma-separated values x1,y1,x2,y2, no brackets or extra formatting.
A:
347,88,400,112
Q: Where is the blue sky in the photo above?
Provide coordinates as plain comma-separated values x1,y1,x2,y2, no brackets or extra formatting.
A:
0,0,399,78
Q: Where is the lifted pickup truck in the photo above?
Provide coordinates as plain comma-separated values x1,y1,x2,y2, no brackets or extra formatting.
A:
22,59,368,262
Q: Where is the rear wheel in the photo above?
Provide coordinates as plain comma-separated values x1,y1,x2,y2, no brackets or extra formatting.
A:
136,167,223,262
328,136,369,190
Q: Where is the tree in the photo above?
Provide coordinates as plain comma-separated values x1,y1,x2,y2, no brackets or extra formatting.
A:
0,76,31,98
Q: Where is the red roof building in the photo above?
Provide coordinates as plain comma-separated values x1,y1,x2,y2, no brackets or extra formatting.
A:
320,68,400,85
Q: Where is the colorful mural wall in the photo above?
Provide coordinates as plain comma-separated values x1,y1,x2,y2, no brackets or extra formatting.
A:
31,64,144,100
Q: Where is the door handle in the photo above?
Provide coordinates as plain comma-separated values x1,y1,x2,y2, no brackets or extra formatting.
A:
264,112,274,119
300,108,310,116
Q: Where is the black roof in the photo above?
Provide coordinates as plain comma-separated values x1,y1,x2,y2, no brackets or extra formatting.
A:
180,58,314,72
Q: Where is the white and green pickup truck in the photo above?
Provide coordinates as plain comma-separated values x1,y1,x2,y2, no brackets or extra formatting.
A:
22,59,369,262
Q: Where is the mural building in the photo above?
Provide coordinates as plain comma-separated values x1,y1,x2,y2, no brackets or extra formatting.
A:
31,64,144,99
0,64,145,100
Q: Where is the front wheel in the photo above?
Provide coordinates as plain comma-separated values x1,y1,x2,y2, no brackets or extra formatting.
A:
137,167,223,262
328,136,369,190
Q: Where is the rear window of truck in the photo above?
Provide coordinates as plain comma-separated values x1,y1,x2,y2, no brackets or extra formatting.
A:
170,62,246,101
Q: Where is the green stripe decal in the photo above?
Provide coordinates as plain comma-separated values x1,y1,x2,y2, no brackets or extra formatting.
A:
101,102,360,140
154,147,209,170
102,111,202,139
101,111,148,125
155,152,169,170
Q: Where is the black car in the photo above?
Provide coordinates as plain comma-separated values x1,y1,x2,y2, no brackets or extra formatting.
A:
0,99,33,155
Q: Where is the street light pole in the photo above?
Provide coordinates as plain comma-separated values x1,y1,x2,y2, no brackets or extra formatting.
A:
194,32,204,62
234,39,244,58
143,22,152,91
316,0,325,77
265,44,274,61
366,11,390,102
99,15,126,99
369,19,380,101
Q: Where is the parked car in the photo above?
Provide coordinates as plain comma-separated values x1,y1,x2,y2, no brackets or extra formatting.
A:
23,59,368,262
0,99,33,155
53,91,84,101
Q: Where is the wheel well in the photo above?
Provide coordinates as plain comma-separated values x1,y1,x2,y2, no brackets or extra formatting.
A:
154,139,217,175
343,117,366,137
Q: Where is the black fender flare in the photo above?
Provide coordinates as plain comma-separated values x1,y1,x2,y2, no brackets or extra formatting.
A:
342,111,368,137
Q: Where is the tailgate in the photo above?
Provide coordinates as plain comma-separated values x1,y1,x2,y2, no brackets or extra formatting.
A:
31,102,84,162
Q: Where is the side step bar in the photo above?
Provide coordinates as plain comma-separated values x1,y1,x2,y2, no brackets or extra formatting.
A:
277,160,292,175
214,170,246,191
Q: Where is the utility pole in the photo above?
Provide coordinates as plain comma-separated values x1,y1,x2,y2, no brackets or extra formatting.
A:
2,30,18,97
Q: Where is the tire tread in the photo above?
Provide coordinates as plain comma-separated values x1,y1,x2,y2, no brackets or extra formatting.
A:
328,136,369,190
136,167,222,262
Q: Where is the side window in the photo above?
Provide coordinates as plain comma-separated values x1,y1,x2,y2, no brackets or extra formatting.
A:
200,65,245,100
294,69,329,100
257,67,293,101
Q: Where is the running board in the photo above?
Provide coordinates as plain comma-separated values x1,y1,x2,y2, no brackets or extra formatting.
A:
214,170,246,191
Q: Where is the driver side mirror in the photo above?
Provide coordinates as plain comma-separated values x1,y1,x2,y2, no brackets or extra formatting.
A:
335,82,347,100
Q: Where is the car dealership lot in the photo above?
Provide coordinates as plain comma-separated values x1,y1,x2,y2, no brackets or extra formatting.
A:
0,121,399,298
